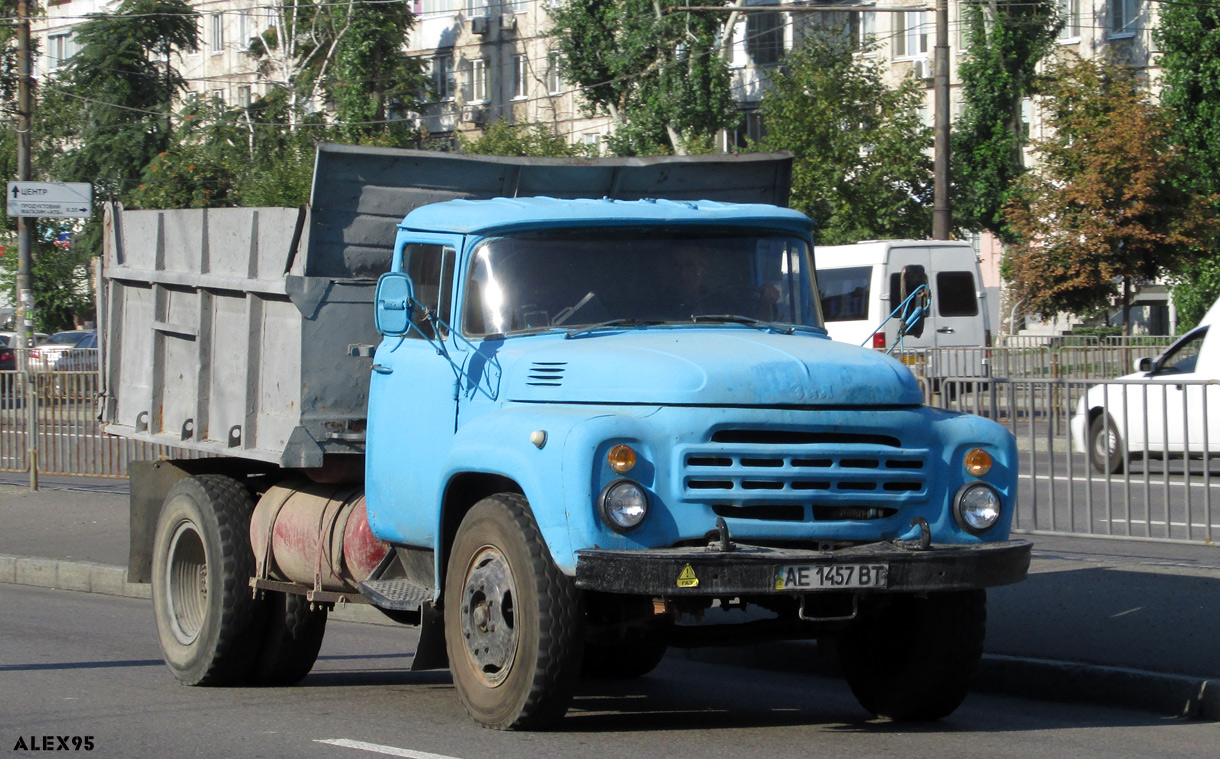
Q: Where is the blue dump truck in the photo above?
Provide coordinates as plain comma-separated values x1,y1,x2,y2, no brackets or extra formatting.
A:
105,146,1029,730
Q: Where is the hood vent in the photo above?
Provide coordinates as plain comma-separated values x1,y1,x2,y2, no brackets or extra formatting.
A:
527,361,567,387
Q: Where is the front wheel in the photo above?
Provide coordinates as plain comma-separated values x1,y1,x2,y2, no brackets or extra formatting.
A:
444,494,584,730
837,590,986,721
1089,414,1126,474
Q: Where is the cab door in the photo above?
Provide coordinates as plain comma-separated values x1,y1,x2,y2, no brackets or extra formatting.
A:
364,232,462,548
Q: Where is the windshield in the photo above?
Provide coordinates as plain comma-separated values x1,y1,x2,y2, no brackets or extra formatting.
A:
461,228,819,336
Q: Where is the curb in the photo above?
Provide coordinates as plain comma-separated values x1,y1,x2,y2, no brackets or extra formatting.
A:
3,553,1217,721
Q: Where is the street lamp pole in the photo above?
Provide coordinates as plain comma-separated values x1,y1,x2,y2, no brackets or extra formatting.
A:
15,0,38,490
932,0,952,239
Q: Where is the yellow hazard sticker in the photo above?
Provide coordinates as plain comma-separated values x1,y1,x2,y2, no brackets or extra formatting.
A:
677,564,699,588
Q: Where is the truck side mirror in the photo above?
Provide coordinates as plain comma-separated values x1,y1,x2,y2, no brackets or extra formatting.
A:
375,272,416,337
899,264,929,339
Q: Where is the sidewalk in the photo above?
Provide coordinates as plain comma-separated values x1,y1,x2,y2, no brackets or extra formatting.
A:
3,473,1219,719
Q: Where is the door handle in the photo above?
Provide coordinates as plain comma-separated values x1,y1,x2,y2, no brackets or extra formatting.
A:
372,364,393,374
937,326,955,334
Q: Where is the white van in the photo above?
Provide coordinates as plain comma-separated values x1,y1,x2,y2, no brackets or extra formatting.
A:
815,240,991,379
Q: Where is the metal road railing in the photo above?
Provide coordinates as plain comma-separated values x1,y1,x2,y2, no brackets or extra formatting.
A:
4,343,1219,545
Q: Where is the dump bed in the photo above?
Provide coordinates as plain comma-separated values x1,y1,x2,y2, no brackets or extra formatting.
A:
101,145,793,468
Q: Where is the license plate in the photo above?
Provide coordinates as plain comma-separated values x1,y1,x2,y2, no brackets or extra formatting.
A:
776,564,889,590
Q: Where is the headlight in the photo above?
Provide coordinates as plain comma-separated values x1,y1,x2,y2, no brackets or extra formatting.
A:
598,479,648,533
954,482,1001,534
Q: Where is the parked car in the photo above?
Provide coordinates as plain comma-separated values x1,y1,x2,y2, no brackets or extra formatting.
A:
28,330,92,372
1072,314,1220,473
54,331,98,372
0,331,51,350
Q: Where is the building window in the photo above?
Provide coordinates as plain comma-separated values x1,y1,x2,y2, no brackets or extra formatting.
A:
467,0,488,15
747,12,784,66
512,53,528,99
422,0,459,13
210,13,224,53
1058,0,1080,40
895,11,928,57
47,33,76,69
212,88,226,104
1111,0,1139,37
858,11,875,48
238,12,253,49
237,85,252,108
584,133,601,154
547,52,563,94
471,59,489,103
433,53,455,100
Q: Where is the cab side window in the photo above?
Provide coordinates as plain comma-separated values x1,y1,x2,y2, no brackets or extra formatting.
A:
403,244,455,340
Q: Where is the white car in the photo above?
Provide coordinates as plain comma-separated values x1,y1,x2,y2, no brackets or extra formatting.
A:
1071,321,1219,473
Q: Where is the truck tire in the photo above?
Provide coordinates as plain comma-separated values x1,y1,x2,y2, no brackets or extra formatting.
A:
249,592,328,686
444,494,584,729
1089,414,1126,474
837,589,986,721
151,474,265,686
582,595,670,679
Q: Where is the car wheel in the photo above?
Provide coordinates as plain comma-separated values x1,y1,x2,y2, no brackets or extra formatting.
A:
1089,414,1126,475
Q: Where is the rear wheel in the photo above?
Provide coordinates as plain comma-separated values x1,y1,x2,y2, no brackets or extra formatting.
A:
1089,414,1126,474
444,494,584,729
151,475,265,686
249,592,328,686
837,590,986,721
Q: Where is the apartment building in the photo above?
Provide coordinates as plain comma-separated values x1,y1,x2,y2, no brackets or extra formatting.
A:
32,1,1161,154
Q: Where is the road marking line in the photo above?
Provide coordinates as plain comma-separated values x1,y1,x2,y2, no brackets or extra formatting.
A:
315,739,464,759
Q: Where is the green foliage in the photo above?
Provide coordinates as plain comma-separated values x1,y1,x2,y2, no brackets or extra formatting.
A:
549,0,736,155
461,121,594,157
327,1,425,142
953,0,1059,240
47,0,199,199
129,99,248,209
1155,2,1220,327
759,34,932,244
1003,57,1220,322
0,234,95,332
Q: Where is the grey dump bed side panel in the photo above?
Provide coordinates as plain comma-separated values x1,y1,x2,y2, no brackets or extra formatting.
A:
101,145,793,468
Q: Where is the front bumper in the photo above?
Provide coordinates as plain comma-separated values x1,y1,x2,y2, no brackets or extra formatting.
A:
575,539,1031,596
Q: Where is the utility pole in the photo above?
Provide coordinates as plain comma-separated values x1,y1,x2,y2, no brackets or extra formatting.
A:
15,0,38,490
931,0,951,239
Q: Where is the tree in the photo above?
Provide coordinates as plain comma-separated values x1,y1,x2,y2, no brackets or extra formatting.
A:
952,0,1059,239
248,0,423,142
461,121,594,158
759,33,932,245
548,0,737,155
45,0,199,199
1155,2,1220,330
1003,57,1218,332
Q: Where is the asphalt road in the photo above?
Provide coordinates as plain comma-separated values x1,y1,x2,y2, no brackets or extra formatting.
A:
4,584,1218,759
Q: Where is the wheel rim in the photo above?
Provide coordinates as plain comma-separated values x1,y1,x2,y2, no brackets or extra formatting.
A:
458,545,519,687
165,520,208,646
1094,425,1117,462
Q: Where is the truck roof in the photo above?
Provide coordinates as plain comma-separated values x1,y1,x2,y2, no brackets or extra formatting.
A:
398,197,814,237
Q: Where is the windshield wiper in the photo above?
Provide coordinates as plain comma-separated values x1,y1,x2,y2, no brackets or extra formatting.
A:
690,314,795,334
565,318,667,339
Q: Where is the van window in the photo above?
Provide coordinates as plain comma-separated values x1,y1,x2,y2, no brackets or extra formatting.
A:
818,266,871,322
936,272,979,317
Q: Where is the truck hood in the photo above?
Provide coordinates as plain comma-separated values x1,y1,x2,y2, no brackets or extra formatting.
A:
501,328,923,406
